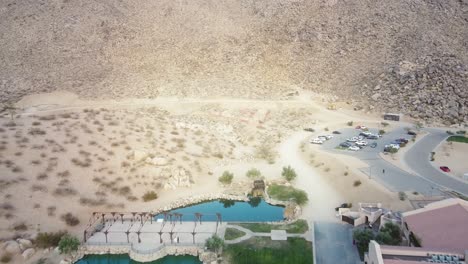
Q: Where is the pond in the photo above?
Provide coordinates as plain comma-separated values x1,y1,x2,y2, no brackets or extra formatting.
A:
154,198,285,222
76,254,201,264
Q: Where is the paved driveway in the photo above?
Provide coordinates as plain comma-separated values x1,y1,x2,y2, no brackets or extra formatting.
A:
404,128,468,196
314,221,361,264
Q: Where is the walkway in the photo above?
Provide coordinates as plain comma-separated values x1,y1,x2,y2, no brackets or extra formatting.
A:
223,225,308,244
314,222,361,264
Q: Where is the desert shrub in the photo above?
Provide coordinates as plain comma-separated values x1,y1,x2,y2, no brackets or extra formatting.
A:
456,130,466,135
267,184,308,205
35,231,67,248
36,173,48,180
381,122,389,127
28,128,46,135
379,129,386,135
47,206,56,216
347,121,354,126
38,115,56,121
246,168,262,179
255,143,275,164
324,127,329,131
398,191,407,201
213,152,223,159
219,171,234,185
353,180,362,187
282,166,297,181
60,213,80,226
353,229,374,258
11,166,22,173
119,186,131,196
13,223,27,231
127,195,138,202
58,234,80,255
376,222,402,246
446,130,454,135
53,187,77,196
344,171,349,176
205,234,224,253
0,253,12,263
142,191,158,202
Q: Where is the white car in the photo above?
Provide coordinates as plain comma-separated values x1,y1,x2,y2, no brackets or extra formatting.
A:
318,136,328,141
310,138,324,144
356,141,368,146
346,137,358,142
357,136,365,141
348,146,360,151
324,135,334,140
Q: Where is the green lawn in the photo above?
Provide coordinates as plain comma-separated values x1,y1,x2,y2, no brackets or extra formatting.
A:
238,219,308,234
447,136,468,143
267,184,308,205
223,237,313,264
224,228,246,240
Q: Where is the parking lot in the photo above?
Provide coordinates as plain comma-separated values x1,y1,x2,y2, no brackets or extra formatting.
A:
314,125,445,195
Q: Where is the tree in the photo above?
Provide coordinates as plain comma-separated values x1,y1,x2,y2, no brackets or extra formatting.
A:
353,229,374,258
219,199,235,208
246,168,261,179
205,234,224,254
58,234,80,255
282,166,297,182
218,171,234,185
377,222,402,245
248,196,261,208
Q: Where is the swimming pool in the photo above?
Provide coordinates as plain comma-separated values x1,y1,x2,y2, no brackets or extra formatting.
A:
154,198,285,222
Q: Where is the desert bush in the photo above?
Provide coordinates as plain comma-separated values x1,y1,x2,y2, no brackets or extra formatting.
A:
142,191,158,202
53,187,78,197
398,191,407,201
282,166,297,182
219,171,234,185
37,173,48,180
353,180,362,187
119,186,131,196
344,171,349,176
28,128,46,135
32,121,41,126
47,206,56,216
246,168,262,179
61,213,80,226
347,121,354,126
379,129,386,135
324,127,329,131
381,122,389,127
0,253,12,263
31,184,48,192
11,166,22,173
58,234,80,255
35,231,67,248
127,196,138,202
446,130,454,135
38,115,56,121
13,223,27,231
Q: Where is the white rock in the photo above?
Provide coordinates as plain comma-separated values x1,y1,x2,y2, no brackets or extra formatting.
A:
146,157,168,166
133,150,148,161
22,248,35,259
4,241,21,254
60,260,71,264
17,239,32,251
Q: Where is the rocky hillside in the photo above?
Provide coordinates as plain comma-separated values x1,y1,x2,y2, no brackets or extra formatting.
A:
0,0,467,122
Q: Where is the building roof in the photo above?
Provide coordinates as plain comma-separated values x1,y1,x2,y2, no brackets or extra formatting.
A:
403,199,468,254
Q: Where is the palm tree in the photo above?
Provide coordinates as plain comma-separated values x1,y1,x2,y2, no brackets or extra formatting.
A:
195,213,202,225
125,231,130,243
158,231,163,243
191,231,196,244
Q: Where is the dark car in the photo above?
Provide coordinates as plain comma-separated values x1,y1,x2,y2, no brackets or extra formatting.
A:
395,138,409,143
370,142,377,148
407,130,417,136
367,135,379,140
340,142,352,148
332,131,341,134
440,166,451,173
304,128,315,132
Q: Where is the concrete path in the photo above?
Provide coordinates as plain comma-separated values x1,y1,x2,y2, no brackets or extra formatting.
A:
314,221,361,264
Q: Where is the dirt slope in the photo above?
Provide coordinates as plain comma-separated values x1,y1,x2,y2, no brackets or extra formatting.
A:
1,0,467,121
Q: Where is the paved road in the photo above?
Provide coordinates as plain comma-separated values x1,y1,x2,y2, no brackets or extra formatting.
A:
319,126,444,195
314,221,361,264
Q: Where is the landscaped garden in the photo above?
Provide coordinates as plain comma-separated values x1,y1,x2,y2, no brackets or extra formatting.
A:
447,135,468,143
267,184,308,205
223,237,313,264
238,219,308,234
224,228,246,240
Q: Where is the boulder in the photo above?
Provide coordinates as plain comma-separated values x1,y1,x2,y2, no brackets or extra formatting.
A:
17,239,32,251
22,248,35,260
4,240,21,254
133,150,148,161
146,157,168,166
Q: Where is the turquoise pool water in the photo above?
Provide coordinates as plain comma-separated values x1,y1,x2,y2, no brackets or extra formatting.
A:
154,198,284,222
76,255,201,264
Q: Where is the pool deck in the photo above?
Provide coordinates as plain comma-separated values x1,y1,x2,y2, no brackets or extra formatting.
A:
86,219,225,252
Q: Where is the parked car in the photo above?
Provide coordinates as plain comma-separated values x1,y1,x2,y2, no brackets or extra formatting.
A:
348,146,360,151
304,128,315,132
395,138,409,144
340,142,352,148
310,138,324,144
332,131,342,134
318,136,328,141
355,125,367,130
355,141,368,147
324,135,334,139
370,142,377,148
367,135,379,140
440,166,451,173
346,137,358,142
407,130,417,136
360,132,372,137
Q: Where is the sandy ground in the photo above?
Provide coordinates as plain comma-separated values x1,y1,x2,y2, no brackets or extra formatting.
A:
433,141,468,180
0,90,417,262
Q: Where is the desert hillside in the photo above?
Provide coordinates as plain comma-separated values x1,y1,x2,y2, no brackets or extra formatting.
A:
1,0,467,122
